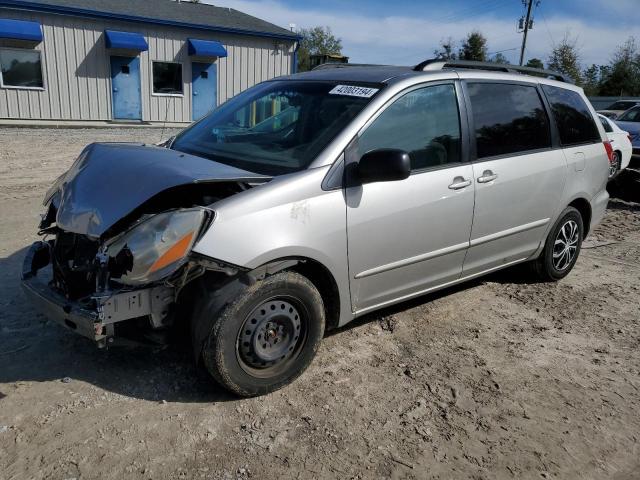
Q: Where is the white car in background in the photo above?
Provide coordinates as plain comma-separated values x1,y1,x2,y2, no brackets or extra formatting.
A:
598,113,633,179
597,100,640,119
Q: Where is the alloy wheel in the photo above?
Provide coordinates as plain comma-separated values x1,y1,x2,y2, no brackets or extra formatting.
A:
609,152,620,178
553,220,580,271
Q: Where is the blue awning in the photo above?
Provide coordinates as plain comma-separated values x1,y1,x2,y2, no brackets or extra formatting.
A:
0,18,43,42
187,38,227,58
104,30,148,51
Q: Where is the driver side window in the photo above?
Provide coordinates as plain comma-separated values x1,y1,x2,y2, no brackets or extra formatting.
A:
358,83,462,170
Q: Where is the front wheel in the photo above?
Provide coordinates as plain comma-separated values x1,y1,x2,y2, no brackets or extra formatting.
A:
197,271,325,397
531,206,583,282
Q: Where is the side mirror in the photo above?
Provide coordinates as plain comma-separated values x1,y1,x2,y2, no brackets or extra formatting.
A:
357,149,411,184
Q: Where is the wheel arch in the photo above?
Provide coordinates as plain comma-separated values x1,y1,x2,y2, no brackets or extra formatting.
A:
567,197,592,237
249,256,342,332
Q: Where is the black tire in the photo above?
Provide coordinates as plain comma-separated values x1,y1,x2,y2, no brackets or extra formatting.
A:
197,271,325,397
531,206,583,282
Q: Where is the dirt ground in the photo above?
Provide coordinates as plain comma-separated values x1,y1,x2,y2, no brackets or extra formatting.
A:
1,127,639,480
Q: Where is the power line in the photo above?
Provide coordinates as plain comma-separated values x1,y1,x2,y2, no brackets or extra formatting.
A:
488,47,519,56
429,0,512,25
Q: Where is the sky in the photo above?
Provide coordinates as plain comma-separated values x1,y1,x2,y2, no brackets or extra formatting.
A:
205,0,640,67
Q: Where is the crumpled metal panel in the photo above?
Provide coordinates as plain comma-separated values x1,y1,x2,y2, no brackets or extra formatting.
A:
50,142,266,238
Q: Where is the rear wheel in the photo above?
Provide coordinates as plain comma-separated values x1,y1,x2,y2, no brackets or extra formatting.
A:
531,207,583,282
609,151,621,179
197,271,325,397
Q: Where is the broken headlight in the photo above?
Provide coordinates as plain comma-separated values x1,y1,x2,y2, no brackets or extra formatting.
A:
106,208,207,286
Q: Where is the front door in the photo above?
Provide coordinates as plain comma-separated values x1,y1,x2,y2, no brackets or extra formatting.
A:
461,82,567,276
110,56,142,120
192,62,217,121
346,83,475,313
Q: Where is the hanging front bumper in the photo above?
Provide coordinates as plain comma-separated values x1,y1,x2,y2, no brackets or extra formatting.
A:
21,241,174,348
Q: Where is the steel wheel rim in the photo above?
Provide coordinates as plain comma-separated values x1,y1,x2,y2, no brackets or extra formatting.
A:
609,152,620,178
553,219,579,271
236,296,307,378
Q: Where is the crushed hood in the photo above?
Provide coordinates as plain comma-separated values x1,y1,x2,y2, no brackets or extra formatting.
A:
48,143,267,238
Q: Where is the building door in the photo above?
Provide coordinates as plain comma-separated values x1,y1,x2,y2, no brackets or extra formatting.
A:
110,56,142,120
192,62,217,121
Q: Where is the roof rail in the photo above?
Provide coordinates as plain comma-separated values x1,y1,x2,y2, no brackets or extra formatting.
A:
413,58,573,84
312,63,392,71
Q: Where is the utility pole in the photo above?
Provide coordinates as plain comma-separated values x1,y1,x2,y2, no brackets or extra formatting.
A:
518,0,534,66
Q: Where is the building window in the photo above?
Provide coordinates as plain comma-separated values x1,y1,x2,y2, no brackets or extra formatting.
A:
0,48,44,89
152,61,182,95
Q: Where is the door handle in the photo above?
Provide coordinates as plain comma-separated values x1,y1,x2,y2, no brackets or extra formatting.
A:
193,91,199,96
113,87,118,92
448,176,472,190
477,170,498,183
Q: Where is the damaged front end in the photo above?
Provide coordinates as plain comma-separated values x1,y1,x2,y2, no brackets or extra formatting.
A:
21,142,267,347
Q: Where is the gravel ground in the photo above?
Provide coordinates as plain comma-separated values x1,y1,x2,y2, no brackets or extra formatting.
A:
0,128,639,480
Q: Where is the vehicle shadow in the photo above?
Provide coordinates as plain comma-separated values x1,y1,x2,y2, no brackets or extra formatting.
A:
608,168,640,205
0,246,235,404
326,263,537,337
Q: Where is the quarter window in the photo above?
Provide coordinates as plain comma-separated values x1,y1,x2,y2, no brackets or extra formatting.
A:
541,85,600,146
599,116,613,133
468,82,551,159
152,61,183,95
0,48,44,88
358,84,462,170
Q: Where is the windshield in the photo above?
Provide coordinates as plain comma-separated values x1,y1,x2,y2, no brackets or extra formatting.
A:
607,101,637,110
171,80,380,176
617,106,640,122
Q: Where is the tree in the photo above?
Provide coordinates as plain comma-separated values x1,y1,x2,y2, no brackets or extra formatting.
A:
547,35,582,84
582,64,601,97
459,31,488,62
491,52,509,64
296,26,342,72
599,37,640,96
525,58,544,69
433,37,457,60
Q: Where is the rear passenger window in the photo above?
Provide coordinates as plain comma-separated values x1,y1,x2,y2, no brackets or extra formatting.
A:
467,83,551,159
358,84,461,170
542,85,600,146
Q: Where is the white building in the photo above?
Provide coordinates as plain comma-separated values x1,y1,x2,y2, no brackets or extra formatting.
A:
0,0,298,125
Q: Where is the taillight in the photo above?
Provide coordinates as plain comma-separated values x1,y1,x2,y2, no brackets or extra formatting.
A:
604,141,614,163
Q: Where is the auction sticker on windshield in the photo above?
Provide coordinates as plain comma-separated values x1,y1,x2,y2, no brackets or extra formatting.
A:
329,85,379,98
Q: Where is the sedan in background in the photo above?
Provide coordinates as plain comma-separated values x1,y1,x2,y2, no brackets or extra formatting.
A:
598,100,640,119
614,106,640,163
598,114,633,179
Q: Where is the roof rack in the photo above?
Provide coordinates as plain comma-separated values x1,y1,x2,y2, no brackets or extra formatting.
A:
413,59,573,83
311,63,393,71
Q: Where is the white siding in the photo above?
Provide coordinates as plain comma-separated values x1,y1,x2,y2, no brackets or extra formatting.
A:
0,9,295,122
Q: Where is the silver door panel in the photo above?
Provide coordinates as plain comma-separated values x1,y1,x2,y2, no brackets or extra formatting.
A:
463,150,567,275
347,165,475,311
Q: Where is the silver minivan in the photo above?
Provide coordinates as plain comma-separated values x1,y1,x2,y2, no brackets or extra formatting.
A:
22,60,611,396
